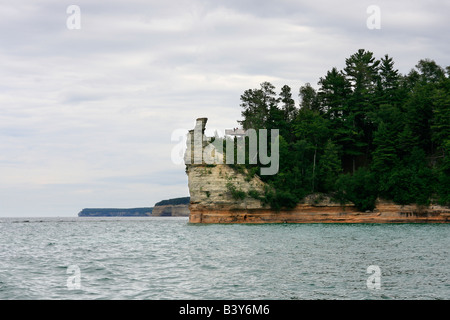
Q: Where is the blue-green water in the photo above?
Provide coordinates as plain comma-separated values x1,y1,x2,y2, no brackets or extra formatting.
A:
0,217,448,300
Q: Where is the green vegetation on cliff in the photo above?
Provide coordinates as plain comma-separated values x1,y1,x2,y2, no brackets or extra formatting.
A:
237,49,449,211
154,197,190,206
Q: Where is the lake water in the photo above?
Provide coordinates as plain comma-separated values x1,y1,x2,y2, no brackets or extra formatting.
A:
0,217,448,300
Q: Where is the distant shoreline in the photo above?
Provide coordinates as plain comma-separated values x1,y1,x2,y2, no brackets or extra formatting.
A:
78,207,153,217
77,197,191,217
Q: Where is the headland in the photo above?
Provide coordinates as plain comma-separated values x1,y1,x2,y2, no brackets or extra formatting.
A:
184,118,450,223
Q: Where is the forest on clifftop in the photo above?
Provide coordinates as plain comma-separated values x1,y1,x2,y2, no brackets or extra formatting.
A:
234,49,449,211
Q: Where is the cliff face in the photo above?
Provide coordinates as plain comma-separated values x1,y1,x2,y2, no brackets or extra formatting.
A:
152,204,190,217
185,118,450,223
187,163,267,214
188,200,450,224
185,118,269,222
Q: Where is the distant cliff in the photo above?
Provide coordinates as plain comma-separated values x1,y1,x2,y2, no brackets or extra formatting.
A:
78,207,153,217
78,197,190,217
152,197,190,217
154,197,190,206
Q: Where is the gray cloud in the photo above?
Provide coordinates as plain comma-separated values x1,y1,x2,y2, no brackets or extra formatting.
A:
0,0,448,216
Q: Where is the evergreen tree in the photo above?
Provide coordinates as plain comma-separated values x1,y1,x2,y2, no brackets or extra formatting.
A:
317,139,342,192
377,54,401,106
279,85,297,122
404,80,434,154
371,121,398,173
292,108,330,192
336,167,378,211
344,49,380,96
431,76,450,158
278,85,297,141
430,75,450,205
239,81,279,130
237,50,448,209
343,49,380,169
370,103,404,173
317,67,352,119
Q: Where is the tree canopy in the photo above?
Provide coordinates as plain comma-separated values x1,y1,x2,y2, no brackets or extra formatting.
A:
237,49,449,210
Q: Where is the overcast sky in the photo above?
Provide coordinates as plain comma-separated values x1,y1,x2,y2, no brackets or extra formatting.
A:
0,0,448,217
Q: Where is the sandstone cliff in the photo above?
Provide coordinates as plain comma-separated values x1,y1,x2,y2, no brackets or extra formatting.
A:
185,118,269,217
151,197,190,217
185,118,450,223
187,163,268,218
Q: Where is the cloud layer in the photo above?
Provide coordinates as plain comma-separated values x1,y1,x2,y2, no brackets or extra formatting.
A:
0,0,448,216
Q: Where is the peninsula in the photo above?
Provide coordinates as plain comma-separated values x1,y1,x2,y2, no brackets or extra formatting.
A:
78,197,190,217
184,118,450,223
78,207,153,217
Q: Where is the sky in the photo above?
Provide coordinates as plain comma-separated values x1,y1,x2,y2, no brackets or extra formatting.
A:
0,0,448,217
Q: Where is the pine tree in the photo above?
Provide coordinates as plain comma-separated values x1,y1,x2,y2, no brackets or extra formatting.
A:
371,121,398,173
299,83,319,111
317,67,351,119
278,85,297,141
343,49,381,171
239,82,279,130
279,84,297,122
377,54,401,106
431,77,450,158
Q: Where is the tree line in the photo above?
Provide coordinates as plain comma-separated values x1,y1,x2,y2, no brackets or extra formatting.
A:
237,49,449,211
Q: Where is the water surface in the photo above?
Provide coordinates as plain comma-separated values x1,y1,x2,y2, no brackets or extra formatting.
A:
0,217,448,299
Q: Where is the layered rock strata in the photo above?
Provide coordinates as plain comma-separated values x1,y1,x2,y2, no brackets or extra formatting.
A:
188,201,450,224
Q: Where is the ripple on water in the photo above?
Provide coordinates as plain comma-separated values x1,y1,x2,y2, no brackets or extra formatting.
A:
0,217,448,299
